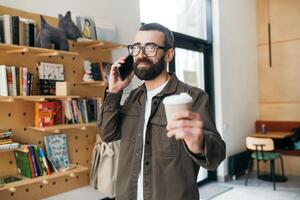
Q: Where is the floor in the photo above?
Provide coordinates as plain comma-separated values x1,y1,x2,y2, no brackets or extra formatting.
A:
204,174,300,200
44,174,300,200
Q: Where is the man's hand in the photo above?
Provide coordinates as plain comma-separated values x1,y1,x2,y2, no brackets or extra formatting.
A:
166,110,204,154
108,56,134,93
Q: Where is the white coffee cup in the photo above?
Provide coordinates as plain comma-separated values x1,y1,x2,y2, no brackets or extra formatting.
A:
163,93,193,123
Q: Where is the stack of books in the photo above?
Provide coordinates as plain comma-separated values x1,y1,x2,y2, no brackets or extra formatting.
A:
34,98,101,128
0,130,19,151
14,145,52,178
0,65,33,96
0,15,36,46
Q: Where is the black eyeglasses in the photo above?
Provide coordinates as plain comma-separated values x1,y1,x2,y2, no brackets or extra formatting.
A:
127,43,167,57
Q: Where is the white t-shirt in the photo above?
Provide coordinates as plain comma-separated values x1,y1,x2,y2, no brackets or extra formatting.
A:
137,81,168,200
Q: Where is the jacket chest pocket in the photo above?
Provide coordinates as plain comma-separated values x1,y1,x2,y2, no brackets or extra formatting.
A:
150,115,180,157
120,106,140,142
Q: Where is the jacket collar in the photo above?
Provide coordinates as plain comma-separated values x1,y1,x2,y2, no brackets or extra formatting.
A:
138,73,179,97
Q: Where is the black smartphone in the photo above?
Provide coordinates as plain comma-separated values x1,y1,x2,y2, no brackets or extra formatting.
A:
118,55,134,80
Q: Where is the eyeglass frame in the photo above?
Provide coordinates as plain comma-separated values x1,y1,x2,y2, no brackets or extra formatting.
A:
127,42,168,57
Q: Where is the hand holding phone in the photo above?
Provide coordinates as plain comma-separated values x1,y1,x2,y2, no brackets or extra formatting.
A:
108,56,134,93
118,55,134,81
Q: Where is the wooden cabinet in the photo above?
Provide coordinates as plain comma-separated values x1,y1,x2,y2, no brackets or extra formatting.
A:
257,0,300,121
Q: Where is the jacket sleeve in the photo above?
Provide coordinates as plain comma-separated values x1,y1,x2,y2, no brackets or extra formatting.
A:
97,90,123,142
183,92,226,170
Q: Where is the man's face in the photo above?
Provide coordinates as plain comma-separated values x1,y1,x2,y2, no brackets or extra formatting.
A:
133,30,167,80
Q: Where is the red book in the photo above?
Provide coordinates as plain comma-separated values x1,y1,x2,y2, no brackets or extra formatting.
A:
27,146,36,178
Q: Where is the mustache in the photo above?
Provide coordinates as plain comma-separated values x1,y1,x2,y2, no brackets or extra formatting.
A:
134,58,154,66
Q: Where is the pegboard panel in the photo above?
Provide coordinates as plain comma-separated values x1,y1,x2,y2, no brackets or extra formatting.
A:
0,170,89,200
0,5,118,199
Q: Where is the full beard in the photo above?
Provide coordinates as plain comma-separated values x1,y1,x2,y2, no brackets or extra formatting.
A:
133,56,166,81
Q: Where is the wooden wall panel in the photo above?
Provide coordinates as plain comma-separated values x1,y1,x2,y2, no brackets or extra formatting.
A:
259,40,300,103
260,103,300,121
270,0,300,42
256,0,269,45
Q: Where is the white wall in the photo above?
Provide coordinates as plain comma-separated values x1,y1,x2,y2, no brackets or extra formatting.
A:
212,0,259,179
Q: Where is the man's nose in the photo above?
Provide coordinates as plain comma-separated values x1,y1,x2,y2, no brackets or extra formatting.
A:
137,48,147,58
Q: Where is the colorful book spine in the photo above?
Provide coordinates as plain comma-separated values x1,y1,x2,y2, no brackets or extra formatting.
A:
28,145,39,177
38,147,51,175
27,146,35,178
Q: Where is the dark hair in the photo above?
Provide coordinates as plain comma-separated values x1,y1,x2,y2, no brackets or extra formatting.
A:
139,23,174,50
84,19,90,26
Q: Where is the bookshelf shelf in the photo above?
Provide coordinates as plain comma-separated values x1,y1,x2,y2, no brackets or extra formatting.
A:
78,81,106,87
0,147,21,153
0,95,80,102
28,122,97,132
0,165,88,192
0,43,79,57
72,40,125,50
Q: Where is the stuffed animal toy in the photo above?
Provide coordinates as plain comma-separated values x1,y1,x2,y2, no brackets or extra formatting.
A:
35,11,82,51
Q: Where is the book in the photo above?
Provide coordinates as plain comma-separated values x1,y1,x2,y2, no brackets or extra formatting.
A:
44,134,70,170
35,102,55,128
6,66,13,96
38,62,64,95
14,148,33,178
0,138,13,145
0,16,4,43
0,142,19,151
27,145,39,177
0,175,21,186
38,147,51,175
3,14,12,44
11,66,17,96
94,18,117,43
11,16,19,45
76,16,97,40
61,100,74,124
0,65,8,96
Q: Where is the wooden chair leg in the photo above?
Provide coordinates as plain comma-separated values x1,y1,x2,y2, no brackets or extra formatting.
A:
245,159,252,186
271,160,276,190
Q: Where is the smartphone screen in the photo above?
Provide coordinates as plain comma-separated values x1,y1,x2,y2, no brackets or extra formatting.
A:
118,55,134,80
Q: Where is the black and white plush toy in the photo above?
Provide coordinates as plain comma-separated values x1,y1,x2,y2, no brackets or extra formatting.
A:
35,11,82,51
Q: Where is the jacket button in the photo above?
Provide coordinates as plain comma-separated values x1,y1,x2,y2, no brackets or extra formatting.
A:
146,140,150,145
145,161,149,165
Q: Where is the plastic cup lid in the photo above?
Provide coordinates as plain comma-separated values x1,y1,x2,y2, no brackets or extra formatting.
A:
163,93,192,104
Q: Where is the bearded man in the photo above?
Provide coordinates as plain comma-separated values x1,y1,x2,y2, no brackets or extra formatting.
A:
98,23,226,200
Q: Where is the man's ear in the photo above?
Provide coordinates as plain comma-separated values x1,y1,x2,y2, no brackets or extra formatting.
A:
165,48,175,63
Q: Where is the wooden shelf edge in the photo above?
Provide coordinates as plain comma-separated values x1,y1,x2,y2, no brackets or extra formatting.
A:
0,95,81,102
0,43,79,57
78,81,106,86
72,40,125,50
0,165,88,191
28,122,97,132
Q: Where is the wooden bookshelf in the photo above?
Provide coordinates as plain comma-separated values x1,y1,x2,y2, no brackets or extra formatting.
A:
78,81,106,87
72,39,125,50
0,5,116,199
28,122,97,132
0,165,88,192
0,43,79,57
0,96,80,102
0,147,21,153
